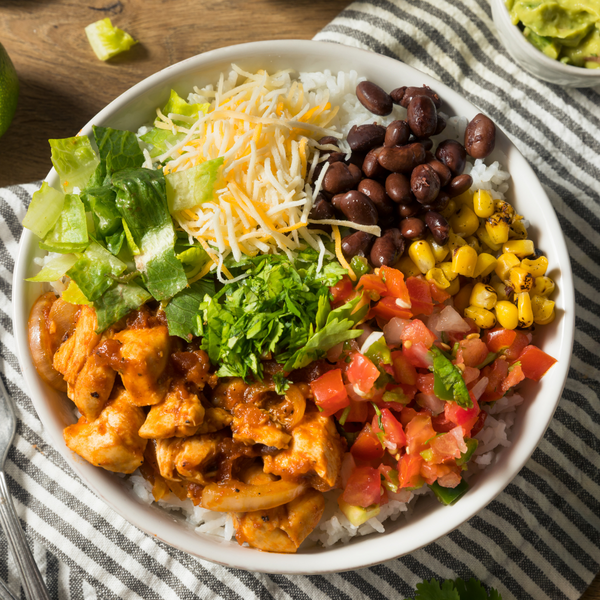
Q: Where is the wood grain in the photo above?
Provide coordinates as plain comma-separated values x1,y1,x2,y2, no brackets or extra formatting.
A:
1,2,599,598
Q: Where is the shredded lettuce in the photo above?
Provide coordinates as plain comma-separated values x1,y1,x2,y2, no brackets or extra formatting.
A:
164,278,215,341
22,182,66,239
111,167,187,300
85,18,137,62
49,136,100,193
165,157,224,212
67,240,127,301
26,253,78,283
38,193,88,253
94,281,152,332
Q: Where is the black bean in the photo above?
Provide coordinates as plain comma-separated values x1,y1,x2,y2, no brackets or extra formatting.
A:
385,172,413,203
394,85,441,109
390,86,407,105
435,114,447,135
318,136,340,147
370,228,405,267
411,164,440,204
447,174,473,198
420,192,450,213
347,123,386,153
426,159,452,187
348,151,366,168
465,113,496,159
424,211,450,246
407,95,437,138
398,202,420,218
435,139,467,176
337,190,379,225
384,120,410,147
415,137,433,151
322,161,362,195
342,231,375,258
356,81,393,116
358,179,395,218
362,147,387,179
400,217,426,240
378,142,426,173
308,194,335,221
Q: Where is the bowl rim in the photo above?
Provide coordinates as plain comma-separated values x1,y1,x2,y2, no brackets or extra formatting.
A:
12,38,576,574
491,0,600,79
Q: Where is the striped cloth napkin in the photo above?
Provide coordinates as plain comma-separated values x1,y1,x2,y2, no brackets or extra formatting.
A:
1,1,599,598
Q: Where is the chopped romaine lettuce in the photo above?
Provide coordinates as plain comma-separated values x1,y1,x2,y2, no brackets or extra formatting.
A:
139,128,185,159
164,278,215,341
94,281,151,332
38,193,88,253
22,182,66,239
67,240,127,301
62,280,91,305
92,125,145,178
176,245,210,279
85,18,137,62
26,253,78,283
160,89,209,126
111,167,187,300
81,186,121,237
165,157,224,212
49,136,99,193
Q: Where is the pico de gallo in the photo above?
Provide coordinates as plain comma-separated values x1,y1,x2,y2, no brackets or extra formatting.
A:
311,265,556,526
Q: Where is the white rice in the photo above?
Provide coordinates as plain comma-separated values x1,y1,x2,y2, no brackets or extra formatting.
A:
125,70,518,549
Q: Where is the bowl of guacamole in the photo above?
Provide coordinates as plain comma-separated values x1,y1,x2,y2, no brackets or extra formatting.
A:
492,0,600,86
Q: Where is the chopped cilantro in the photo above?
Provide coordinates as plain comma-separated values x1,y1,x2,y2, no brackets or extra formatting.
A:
409,577,502,600
430,346,472,409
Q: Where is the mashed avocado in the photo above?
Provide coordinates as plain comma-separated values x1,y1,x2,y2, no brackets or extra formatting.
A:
506,0,600,68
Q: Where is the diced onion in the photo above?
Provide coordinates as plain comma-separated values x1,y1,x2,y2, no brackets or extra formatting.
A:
435,305,471,332
416,392,445,415
470,376,489,401
360,331,383,355
383,317,410,347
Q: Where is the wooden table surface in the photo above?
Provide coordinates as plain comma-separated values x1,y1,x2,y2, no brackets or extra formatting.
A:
1,1,599,597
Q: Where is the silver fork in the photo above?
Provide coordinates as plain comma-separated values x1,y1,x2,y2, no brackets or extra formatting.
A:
0,375,51,600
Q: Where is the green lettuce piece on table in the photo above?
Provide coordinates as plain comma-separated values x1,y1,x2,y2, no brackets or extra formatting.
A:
38,193,88,253
85,18,137,62
22,182,66,239
26,253,78,283
111,167,187,300
164,278,216,341
49,136,100,193
165,157,224,212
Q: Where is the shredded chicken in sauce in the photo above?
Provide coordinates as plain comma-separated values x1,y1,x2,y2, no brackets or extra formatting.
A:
34,295,346,553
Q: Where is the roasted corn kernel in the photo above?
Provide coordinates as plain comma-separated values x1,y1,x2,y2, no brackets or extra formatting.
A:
465,305,497,329
516,292,533,328
531,294,555,324
536,310,556,325
440,199,457,220
470,282,498,310
495,300,519,329
464,235,482,253
485,212,511,245
454,189,474,210
446,277,460,296
495,252,521,280
508,266,534,293
452,245,478,277
509,219,528,240
454,283,474,316
473,189,495,218
451,206,480,237
395,254,421,278
491,277,514,301
426,267,450,289
474,253,498,278
495,199,515,221
476,225,502,252
531,276,555,297
440,261,458,281
409,240,436,274
502,239,535,258
447,230,467,254
521,256,548,278
426,234,449,262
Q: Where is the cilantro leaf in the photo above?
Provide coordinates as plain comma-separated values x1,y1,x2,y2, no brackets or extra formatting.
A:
164,279,215,341
411,578,502,600
430,346,472,408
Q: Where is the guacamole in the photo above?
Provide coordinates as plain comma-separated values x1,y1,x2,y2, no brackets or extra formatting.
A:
506,0,600,68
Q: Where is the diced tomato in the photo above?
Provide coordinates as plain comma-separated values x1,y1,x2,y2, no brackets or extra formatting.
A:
370,296,413,321
378,464,400,489
429,280,451,303
503,331,530,361
463,366,480,386
381,409,407,446
346,353,380,393
518,345,558,381
416,372,435,395
429,430,463,461
444,395,480,437
401,319,436,348
470,410,488,437
310,369,349,417
379,266,411,304
406,276,434,316
484,327,517,353
403,341,434,369
391,350,418,385
399,406,419,427
342,466,381,507
335,399,369,423
330,275,354,307
432,413,456,433
501,362,525,393
421,462,461,487
358,273,388,299
399,453,425,488
351,424,385,461
480,358,510,402
447,317,479,345
405,414,437,455
456,337,489,368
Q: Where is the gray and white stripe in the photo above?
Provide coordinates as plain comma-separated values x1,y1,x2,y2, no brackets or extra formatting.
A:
1,0,599,597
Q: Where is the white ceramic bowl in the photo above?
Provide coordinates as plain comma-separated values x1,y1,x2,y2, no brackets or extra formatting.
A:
13,39,575,574
492,0,600,88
